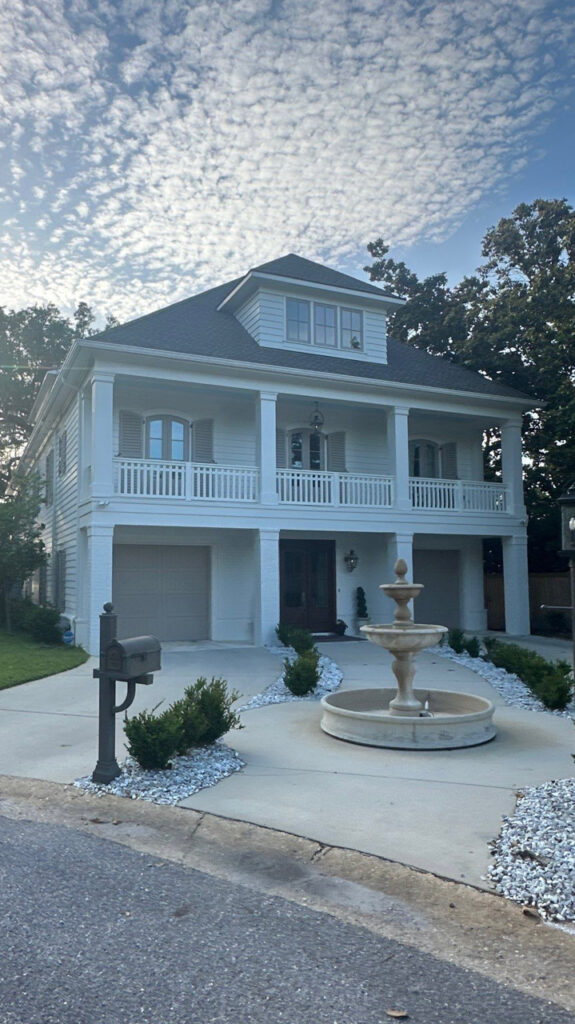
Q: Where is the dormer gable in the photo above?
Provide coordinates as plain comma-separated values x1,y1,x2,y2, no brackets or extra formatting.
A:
218,254,403,365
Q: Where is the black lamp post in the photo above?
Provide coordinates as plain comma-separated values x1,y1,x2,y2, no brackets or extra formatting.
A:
558,482,575,675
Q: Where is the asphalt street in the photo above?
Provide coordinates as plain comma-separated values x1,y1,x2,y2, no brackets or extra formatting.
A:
0,813,572,1024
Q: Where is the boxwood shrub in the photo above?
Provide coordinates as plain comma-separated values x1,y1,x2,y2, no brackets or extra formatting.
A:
483,638,572,711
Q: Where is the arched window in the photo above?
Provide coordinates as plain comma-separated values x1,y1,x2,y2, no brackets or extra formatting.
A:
146,416,188,460
289,429,325,470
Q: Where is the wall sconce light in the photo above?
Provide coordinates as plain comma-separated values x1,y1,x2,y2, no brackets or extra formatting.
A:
309,401,325,432
344,549,359,572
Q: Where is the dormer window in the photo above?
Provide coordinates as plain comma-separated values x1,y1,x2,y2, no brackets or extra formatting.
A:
286,299,310,343
284,299,364,353
314,303,337,347
341,308,363,351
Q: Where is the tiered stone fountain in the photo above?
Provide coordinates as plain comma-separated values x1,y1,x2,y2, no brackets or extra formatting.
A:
320,559,496,749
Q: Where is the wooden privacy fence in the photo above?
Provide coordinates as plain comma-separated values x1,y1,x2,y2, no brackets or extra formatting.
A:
484,573,571,634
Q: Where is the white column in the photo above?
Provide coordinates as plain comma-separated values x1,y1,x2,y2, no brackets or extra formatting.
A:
255,528,280,645
502,534,530,635
258,391,279,505
389,406,411,511
460,540,488,631
501,419,525,516
85,524,114,654
91,372,115,498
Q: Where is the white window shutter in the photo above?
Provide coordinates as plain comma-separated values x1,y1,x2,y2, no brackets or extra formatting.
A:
276,429,286,468
119,411,143,458
192,419,214,463
441,442,458,479
327,431,346,472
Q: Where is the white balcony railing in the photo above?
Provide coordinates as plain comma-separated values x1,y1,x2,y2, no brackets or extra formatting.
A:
409,477,508,513
114,460,509,513
276,469,394,507
115,460,259,501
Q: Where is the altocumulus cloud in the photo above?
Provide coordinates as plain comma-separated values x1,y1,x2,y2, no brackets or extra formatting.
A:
0,0,573,321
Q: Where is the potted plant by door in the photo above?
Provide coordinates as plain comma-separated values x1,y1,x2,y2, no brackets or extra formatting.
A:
355,586,369,633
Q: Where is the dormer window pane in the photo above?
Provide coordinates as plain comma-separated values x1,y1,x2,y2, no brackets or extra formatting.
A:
314,304,337,346
341,309,363,351
286,299,310,342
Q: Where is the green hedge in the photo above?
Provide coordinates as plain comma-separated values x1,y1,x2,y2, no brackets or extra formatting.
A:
483,638,572,711
276,623,316,655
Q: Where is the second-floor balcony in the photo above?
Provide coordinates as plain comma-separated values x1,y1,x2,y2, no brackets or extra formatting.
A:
113,458,510,514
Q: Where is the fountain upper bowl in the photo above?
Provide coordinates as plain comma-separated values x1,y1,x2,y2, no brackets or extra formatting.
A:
360,622,448,653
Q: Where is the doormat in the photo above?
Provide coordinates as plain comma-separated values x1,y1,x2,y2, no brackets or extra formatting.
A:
312,633,366,642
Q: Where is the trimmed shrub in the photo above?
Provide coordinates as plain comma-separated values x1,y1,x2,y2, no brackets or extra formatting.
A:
124,676,243,770
483,638,572,711
275,623,315,655
283,649,320,696
124,704,182,771
447,627,466,654
10,599,62,645
178,676,242,747
356,587,368,618
463,636,481,659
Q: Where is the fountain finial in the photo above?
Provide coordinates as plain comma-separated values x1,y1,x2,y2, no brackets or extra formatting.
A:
394,558,408,582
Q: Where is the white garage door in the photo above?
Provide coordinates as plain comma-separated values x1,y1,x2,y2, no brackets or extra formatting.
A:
413,550,460,628
113,545,210,641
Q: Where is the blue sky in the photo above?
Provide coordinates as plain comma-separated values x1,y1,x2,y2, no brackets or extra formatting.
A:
0,0,573,324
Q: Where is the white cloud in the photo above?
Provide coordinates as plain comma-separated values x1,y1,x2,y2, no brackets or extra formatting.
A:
0,0,573,321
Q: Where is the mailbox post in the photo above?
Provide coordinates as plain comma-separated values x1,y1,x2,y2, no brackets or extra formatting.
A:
92,603,161,784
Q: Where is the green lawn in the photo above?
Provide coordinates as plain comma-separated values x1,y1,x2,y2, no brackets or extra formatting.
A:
0,631,90,690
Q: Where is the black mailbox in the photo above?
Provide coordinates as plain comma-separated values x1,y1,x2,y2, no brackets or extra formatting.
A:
104,635,161,681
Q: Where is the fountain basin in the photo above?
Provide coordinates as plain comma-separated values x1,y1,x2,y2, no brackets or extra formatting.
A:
360,622,447,653
320,688,496,750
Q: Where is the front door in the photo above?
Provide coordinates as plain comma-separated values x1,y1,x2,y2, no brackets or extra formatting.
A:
279,540,336,632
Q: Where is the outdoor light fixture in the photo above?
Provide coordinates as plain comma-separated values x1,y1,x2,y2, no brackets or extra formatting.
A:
344,549,359,572
559,482,575,557
309,402,325,432
557,483,575,675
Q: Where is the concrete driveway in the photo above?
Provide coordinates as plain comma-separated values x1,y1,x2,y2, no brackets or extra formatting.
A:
0,639,572,889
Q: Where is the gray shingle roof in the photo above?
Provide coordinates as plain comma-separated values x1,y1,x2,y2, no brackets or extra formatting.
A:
250,253,394,297
92,257,529,402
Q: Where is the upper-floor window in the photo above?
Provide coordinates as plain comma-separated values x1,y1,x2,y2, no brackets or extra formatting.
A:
341,308,363,351
146,417,188,461
314,304,337,347
286,299,310,343
285,299,363,352
409,440,458,479
289,429,324,470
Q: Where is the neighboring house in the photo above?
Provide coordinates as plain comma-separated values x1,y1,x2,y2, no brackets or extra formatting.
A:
20,254,531,655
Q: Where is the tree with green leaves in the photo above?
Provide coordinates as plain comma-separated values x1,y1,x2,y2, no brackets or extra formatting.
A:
0,302,118,495
365,199,575,570
0,474,47,632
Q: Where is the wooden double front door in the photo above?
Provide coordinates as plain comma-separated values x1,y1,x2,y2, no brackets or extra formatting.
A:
279,540,336,633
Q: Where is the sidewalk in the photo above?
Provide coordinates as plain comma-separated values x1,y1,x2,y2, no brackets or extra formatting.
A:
0,638,572,889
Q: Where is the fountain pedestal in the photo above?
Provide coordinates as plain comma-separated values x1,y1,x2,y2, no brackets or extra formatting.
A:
320,559,496,750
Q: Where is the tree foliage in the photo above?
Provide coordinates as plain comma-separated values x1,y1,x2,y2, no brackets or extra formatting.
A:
366,199,575,569
0,474,47,632
0,302,117,495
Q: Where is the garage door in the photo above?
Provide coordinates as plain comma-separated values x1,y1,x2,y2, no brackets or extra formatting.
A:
413,550,460,628
113,545,210,641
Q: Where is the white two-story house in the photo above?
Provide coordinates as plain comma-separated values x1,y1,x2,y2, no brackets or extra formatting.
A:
21,254,531,655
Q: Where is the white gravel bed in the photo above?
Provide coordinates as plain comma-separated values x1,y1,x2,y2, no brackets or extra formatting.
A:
74,743,245,805
237,648,342,711
437,644,575,923
487,778,575,923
